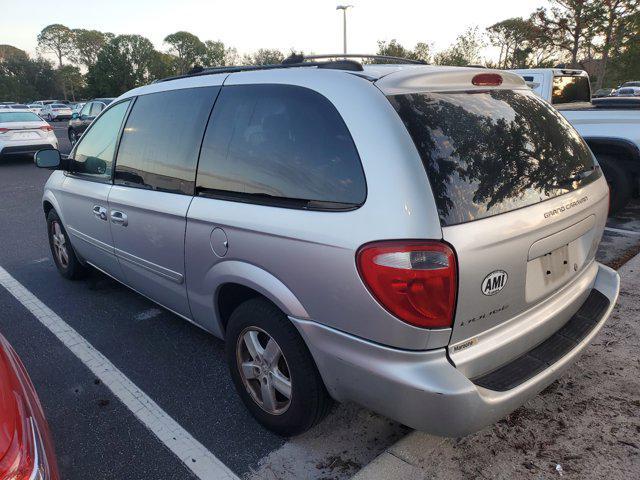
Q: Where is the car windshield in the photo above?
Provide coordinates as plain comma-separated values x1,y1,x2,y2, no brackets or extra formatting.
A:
11,104,29,109
552,76,591,104
387,89,600,226
52,104,68,108
0,112,43,123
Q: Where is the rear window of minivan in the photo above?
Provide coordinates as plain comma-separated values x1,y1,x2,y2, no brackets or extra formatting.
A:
388,89,600,226
196,84,366,210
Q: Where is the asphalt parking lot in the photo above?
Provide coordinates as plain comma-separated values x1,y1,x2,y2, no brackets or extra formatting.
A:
1,121,639,480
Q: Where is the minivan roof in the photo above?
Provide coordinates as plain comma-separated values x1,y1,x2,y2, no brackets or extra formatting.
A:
123,64,527,100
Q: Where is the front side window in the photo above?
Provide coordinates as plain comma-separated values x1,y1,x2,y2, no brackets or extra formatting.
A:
197,84,366,209
114,86,219,195
71,100,131,180
388,89,600,226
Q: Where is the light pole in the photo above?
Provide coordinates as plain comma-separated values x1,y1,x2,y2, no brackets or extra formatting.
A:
336,5,353,55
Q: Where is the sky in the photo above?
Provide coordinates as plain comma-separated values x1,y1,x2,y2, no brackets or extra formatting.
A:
2,0,550,62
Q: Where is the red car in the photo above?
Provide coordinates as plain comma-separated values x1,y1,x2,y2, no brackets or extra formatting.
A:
0,334,59,479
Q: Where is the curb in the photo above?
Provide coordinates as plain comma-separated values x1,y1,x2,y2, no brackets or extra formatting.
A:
351,250,640,480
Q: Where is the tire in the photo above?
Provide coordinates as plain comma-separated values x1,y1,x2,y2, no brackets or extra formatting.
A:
598,154,632,214
226,297,332,436
46,210,88,280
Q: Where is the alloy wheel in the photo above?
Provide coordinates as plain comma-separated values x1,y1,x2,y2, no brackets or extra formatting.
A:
51,221,69,268
236,327,292,415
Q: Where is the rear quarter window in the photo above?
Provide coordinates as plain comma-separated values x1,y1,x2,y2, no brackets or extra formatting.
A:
196,84,366,209
388,89,600,226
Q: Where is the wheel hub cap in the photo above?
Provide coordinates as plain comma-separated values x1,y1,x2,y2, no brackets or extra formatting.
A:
236,327,292,415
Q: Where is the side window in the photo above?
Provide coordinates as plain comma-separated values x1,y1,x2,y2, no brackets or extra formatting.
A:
197,84,366,208
71,100,131,181
114,86,219,195
80,103,92,116
90,102,103,116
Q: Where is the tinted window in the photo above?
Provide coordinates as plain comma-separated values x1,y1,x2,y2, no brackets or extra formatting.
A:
52,104,67,108
71,100,131,180
114,87,219,195
552,76,590,104
388,89,600,226
197,84,365,209
0,112,42,122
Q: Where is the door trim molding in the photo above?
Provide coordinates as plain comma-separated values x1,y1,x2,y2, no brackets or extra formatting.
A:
115,248,184,284
67,226,114,254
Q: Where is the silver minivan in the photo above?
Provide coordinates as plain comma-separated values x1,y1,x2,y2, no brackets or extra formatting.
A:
36,58,620,436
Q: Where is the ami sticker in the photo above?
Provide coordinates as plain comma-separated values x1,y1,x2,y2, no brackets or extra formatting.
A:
481,270,508,296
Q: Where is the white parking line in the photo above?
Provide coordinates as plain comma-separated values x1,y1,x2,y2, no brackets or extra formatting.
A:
0,266,239,480
604,226,640,236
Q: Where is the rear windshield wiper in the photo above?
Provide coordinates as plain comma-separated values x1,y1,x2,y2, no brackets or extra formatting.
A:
553,167,598,188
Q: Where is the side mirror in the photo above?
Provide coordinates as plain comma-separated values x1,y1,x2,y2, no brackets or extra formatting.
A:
34,149,62,169
71,112,79,119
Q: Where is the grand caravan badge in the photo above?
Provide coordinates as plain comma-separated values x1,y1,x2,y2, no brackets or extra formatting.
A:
481,270,508,296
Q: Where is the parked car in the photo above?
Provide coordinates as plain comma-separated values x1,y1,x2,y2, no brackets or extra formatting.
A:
511,68,640,213
613,86,640,97
28,103,44,116
67,98,114,145
0,332,60,479
592,88,615,98
0,109,58,159
71,102,86,115
621,81,640,88
36,59,619,437
6,103,30,110
40,104,73,122
31,100,58,107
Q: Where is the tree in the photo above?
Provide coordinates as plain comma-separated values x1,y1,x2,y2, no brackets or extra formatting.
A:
593,0,638,89
86,35,157,97
72,29,113,69
0,45,28,62
163,31,206,74
607,10,640,85
56,65,84,101
37,24,75,67
532,1,602,67
200,40,226,67
434,27,485,66
243,49,284,65
375,39,432,63
0,53,58,102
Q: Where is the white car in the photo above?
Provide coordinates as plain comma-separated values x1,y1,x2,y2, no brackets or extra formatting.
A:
28,104,44,116
40,103,73,122
0,109,58,159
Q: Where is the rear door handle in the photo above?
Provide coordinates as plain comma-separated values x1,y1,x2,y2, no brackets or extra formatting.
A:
92,205,108,221
110,210,128,227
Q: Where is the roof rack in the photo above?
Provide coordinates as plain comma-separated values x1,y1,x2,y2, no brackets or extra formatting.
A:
154,53,426,84
283,53,427,65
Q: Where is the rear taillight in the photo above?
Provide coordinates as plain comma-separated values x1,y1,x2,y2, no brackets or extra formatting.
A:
0,406,37,480
39,125,53,132
472,73,503,86
0,128,9,133
357,241,457,328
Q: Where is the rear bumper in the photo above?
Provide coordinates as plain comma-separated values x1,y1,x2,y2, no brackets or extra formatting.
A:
0,142,58,158
292,262,619,437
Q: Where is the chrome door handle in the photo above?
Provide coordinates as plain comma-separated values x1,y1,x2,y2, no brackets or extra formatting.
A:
92,205,108,221
110,210,128,227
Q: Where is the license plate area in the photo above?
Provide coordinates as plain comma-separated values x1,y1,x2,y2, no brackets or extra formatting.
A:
13,131,39,140
525,239,588,303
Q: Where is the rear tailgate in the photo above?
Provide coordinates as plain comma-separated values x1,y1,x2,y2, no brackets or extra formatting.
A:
380,69,609,372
